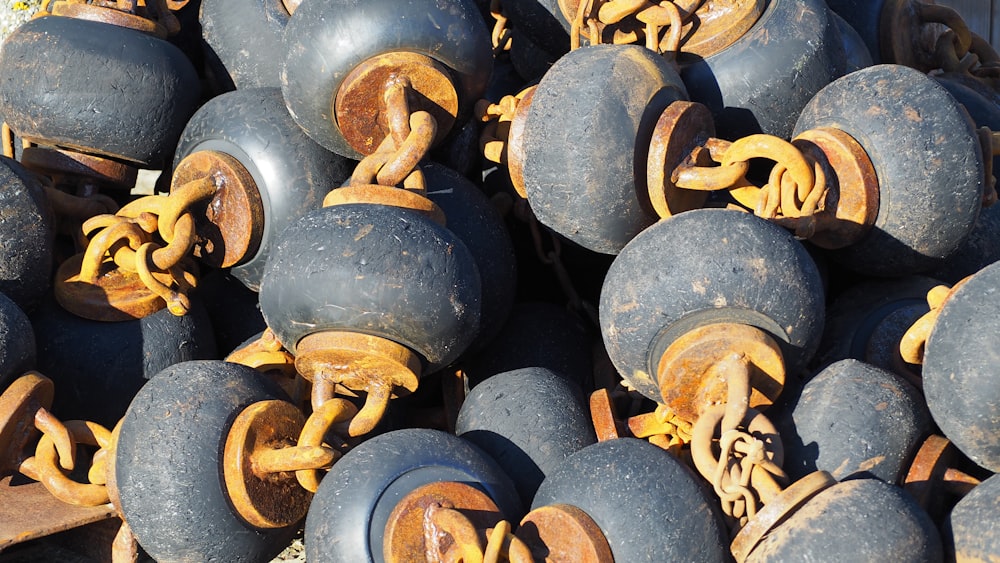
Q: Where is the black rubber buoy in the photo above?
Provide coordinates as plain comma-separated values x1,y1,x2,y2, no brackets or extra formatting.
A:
773,359,931,483
115,360,296,562
456,367,595,506
531,438,729,562
944,473,1000,561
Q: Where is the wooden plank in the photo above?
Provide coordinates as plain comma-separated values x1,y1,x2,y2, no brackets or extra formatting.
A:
0,475,115,552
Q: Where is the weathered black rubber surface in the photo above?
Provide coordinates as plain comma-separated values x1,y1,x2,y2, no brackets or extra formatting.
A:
532,438,729,562
0,156,53,313
0,291,35,391
0,17,200,168
282,0,493,159
831,11,874,72
681,0,850,140
115,361,295,562
173,87,354,291
773,359,931,483
200,0,290,89
305,428,522,562
814,275,943,372
520,45,687,254
929,200,1000,284
424,163,516,355
461,301,594,389
824,0,887,63
746,478,943,561
259,204,481,369
31,293,217,429
503,0,571,61
456,367,594,506
508,28,563,83
923,260,1000,472
944,472,1000,562
600,209,825,403
197,269,267,356
795,64,984,276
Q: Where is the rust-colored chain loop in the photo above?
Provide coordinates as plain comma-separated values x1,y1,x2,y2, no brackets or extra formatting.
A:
571,0,695,53
293,398,357,492
477,94,522,165
489,0,513,54
75,172,219,315
424,504,532,563
899,278,970,364
0,122,30,159
20,418,113,507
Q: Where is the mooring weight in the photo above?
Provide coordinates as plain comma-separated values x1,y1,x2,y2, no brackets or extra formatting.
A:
739,477,943,562
304,428,522,562
527,438,729,561
0,14,199,170
794,64,985,276
681,0,860,140
53,87,355,322
115,361,307,562
200,0,296,90
455,367,595,507
0,290,36,392
910,261,1000,472
600,208,824,411
258,203,482,438
771,359,931,484
943,472,1000,561
903,434,985,524
281,0,493,160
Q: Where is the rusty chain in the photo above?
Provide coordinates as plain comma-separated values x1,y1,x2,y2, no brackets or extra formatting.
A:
899,278,969,365
1,372,115,507
76,172,219,315
688,354,787,528
671,134,829,239
423,504,533,563
477,92,523,166
571,0,692,55
489,0,513,54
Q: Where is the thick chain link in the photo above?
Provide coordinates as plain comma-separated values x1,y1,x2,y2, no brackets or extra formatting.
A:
912,2,1000,93
489,0,513,54
424,505,533,563
571,0,691,54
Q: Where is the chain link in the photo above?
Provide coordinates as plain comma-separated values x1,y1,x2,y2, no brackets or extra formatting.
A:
489,0,513,54
570,0,691,54
424,504,533,563
912,1,1000,94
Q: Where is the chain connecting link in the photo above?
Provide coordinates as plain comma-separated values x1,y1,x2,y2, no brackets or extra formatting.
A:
477,93,522,166
899,279,968,365
489,0,513,54
673,134,829,239
688,354,787,528
423,504,533,563
908,1,1000,93
571,0,692,55
76,172,220,315
0,372,115,507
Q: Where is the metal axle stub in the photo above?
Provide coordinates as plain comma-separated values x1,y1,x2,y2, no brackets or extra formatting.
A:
223,400,312,529
172,150,264,270
335,52,459,157
383,481,503,563
647,100,716,219
730,470,837,563
0,373,54,476
53,253,167,322
791,128,879,249
20,147,139,191
656,323,786,425
517,503,614,563
323,184,446,226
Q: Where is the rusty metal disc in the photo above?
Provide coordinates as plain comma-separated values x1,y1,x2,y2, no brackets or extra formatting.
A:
382,481,503,562
879,0,938,71
172,150,264,269
0,373,54,476
792,127,879,249
294,331,421,396
323,185,446,226
655,323,786,424
681,0,766,58
646,100,714,219
20,147,138,191
517,503,614,563
53,253,167,322
335,52,458,157
48,2,168,37
504,86,535,200
730,470,836,562
223,400,312,529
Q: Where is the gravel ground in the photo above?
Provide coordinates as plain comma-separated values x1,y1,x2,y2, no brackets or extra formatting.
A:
0,4,308,561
